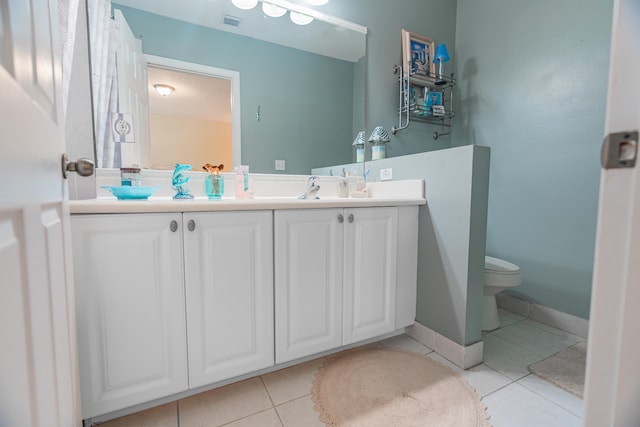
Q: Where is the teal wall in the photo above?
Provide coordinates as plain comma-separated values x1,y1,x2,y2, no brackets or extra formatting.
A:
453,0,613,319
115,5,356,174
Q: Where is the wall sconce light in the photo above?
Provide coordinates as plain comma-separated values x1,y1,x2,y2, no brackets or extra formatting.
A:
153,84,175,96
433,44,450,85
231,0,259,10
230,0,324,25
352,131,366,163
368,126,390,160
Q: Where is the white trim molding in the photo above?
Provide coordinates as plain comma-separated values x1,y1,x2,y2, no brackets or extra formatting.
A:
497,294,589,339
406,322,484,370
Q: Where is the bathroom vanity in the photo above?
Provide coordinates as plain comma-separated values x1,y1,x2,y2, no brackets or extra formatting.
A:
69,180,424,421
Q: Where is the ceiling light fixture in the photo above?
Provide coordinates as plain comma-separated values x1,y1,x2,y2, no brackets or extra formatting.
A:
231,0,258,10
262,2,287,17
289,11,313,25
153,84,175,96
304,0,329,5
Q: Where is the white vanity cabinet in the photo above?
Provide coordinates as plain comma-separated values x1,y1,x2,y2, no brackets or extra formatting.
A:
71,213,188,419
274,206,418,363
274,209,345,363
70,197,420,421
72,210,274,418
182,211,274,388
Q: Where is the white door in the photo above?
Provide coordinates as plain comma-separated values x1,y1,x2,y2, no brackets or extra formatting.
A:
583,0,640,425
71,214,188,418
183,211,274,388
274,209,344,364
343,208,397,345
0,1,81,426
114,9,149,168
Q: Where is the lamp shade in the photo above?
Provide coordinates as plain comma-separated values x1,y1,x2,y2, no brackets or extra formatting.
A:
290,11,313,25
231,0,258,10
368,126,390,143
262,2,287,17
352,131,366,146
433,44,450,63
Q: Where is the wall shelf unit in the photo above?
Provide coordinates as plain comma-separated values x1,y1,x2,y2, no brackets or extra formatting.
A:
391,64,456,139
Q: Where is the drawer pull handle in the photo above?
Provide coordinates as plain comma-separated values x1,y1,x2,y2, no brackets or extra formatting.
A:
338,214,344,223
348,214,354,223
188,219,196,231
170,220,178,232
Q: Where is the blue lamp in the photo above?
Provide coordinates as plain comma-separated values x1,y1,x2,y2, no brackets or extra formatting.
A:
368,126,390,160
433,44,450,85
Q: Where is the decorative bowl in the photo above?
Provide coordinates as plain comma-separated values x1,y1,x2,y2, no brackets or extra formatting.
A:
101,186,160,200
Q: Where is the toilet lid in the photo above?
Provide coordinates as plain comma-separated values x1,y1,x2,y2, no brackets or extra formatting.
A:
485,256,520,274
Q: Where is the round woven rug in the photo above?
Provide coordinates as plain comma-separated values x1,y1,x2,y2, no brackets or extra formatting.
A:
311,346,491,427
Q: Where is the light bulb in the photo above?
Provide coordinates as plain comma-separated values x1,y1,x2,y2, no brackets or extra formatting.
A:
231,0,258,10
289,11,313,25
153,84,175,96
262,2,286,17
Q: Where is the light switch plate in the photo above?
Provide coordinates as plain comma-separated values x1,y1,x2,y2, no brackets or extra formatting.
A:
380,168,393,181
275,159,286,171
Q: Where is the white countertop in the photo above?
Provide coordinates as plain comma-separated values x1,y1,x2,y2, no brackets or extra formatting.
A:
69,196,425,214
71,177,425,214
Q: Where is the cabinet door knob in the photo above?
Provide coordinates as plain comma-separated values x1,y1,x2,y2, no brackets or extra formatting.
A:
170,220,178,232
348,214,354,223
188,219,196,231
337,214,344,223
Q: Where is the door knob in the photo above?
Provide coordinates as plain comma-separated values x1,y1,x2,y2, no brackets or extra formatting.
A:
61,154,95,179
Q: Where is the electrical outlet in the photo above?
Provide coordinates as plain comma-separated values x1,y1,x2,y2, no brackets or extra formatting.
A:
275,160,286,171
380,168,393,181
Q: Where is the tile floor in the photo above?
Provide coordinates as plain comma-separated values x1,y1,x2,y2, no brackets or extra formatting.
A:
98,309,586,426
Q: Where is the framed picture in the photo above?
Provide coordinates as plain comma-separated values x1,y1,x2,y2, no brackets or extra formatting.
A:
402,29,436,83
428,91,442,107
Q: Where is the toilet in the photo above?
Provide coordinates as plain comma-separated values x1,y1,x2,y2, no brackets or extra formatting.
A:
482,256,522,331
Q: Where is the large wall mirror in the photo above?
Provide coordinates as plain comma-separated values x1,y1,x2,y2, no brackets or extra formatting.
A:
88,0,367,175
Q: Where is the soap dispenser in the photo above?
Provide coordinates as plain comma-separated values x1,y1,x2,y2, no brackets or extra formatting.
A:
338,168,348,198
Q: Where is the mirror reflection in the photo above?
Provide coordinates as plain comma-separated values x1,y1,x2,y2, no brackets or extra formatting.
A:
88,0,367,174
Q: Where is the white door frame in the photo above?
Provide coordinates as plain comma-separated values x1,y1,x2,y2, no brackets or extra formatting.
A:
584,0,640,425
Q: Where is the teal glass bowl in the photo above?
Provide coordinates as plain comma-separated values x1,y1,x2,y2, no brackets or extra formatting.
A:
101,186,160,200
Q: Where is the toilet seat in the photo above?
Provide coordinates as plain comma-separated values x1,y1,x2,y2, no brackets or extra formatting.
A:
485,256,520,274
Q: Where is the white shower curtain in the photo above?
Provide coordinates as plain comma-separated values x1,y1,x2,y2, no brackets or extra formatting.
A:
57,0,79,119
87,0,119,168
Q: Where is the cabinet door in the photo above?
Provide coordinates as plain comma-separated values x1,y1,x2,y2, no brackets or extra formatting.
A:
183,211,274,388
71,214,188,418
275,209,344,364
343,208,398,345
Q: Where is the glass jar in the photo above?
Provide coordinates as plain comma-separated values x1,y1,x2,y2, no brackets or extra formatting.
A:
205,174,224,200
120,167,141,186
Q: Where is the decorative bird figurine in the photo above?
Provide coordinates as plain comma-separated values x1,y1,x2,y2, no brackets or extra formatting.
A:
172,163,194,199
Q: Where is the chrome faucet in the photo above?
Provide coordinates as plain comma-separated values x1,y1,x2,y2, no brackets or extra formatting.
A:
298,176,320,200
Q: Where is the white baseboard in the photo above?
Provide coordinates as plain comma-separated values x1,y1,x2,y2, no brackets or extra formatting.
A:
496,294,589,339
406,322,483,370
